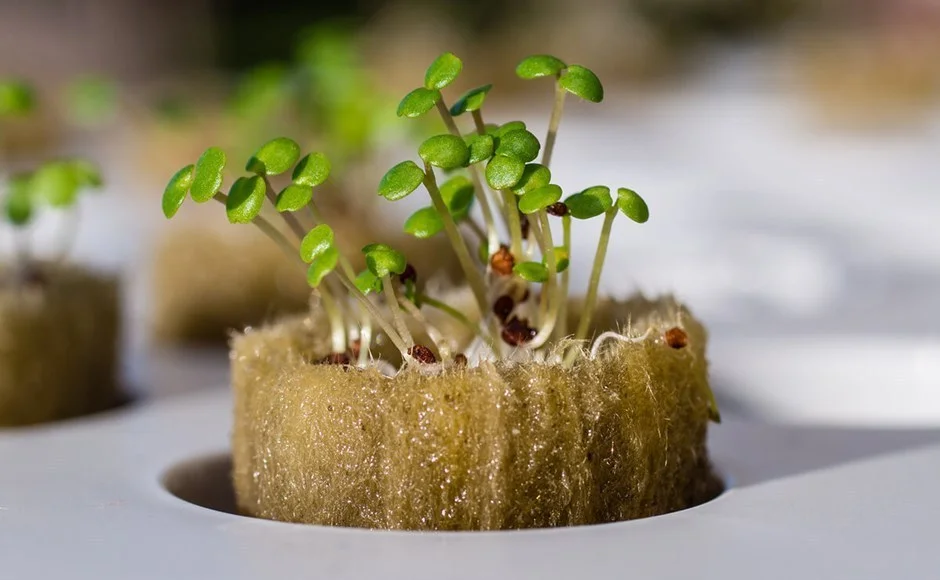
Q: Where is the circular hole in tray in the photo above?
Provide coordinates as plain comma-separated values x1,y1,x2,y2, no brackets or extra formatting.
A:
162,453,238,515
161,453,727,528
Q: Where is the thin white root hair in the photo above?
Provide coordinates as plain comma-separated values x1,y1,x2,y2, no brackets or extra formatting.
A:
590,329,654,360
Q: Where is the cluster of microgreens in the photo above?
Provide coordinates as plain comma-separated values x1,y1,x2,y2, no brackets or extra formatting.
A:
229,25,418,167
0,80,103,282
161,53,649,370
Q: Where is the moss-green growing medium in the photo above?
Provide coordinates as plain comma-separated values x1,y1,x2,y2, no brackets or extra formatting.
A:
231,295,721,530
0,264,120,426
151,226,310,343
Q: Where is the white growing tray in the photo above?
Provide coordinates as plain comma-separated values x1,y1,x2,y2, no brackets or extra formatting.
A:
2,336,939,579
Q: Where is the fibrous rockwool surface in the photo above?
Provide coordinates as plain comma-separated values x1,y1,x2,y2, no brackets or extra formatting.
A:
151,220,463,344
151,226,310,343
231,295,720,530
0,264,120,426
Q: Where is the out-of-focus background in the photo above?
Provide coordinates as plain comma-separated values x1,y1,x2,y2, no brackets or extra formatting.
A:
1,0,938,425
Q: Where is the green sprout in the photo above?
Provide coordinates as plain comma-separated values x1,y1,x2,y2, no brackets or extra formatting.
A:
1,80,103,285
515,56,603,167
2,160,103,283
0,80,35,117
224,25,424,169
158,51,716,420
64,76,119,126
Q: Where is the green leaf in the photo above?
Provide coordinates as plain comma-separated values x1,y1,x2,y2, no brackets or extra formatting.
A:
378,161,425,201
485,155,525,190
518,184,562,214
418,134,470,169
424,52,462,90
307,246,339,288
5,175,34,226
494,129,540,163
439,175,474,220
225,175,266,224
565,186,612,219
493,121,526,138
31,162,79,208
559,65,604,103
450,84,492,116
515,55,567,80
0,80,34,116
229,64,289,120
246,137,301,176
617,187,649,223
403,206,443,239
363,244,407,278
191,147,226,203
292,152,331,187
362,242,393,254
511,163,551,195
354,270,383,295
513,261,549,283
69,160,103,188
544,247,569,273
300,224,335,263
397,87,441,118
162,164,194,219
65,76,118,126
276,183,312,212
466,133,494,165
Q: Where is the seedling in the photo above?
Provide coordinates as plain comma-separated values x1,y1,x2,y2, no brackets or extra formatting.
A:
0,79,104,286
162,53,656,371
228,25,429,168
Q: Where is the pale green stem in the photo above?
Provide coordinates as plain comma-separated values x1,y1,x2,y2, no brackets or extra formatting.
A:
438,99,500,256
554,215,572,341
468,159,502,255
399,293,448,359
214,192,348,353
357,323,372,367
383,274,413,347
502,190,524,258
525,213,539,260
317,284,347,354
307,199,371,354
527,210,558,349
50,204,79,265
419,292,496,353
213,192,297,258
435,99,461,136
262,175,306,240
424,164,500,343
567,208,616,364
307,200,357,281
333,272,409,356
542,81,567,169
468,107,510,248
465,216,487,246
418,294,479,335
526,216,550,322
471,110,486,135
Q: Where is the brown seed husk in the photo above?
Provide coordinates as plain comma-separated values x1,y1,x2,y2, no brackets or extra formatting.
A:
0,264,120,426
231,294,720,530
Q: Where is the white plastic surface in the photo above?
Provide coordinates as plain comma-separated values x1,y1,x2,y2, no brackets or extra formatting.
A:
2,50,940,578
710,335,940,426
1,386,938,580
